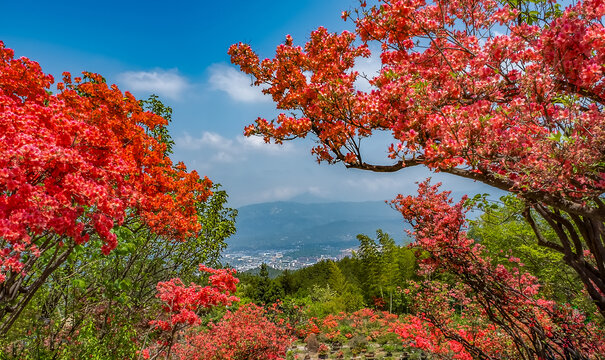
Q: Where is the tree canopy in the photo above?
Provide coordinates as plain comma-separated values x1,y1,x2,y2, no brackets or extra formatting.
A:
229,0,605,315
0,41,212,334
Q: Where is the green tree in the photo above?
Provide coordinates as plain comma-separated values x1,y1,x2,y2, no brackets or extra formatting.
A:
278,269,296,295
355,230,417,312
327,260,365,312
356,232,381,302
327,260,347,293
249,263,284,305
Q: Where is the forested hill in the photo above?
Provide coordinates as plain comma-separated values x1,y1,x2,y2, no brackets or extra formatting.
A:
228,201,410,250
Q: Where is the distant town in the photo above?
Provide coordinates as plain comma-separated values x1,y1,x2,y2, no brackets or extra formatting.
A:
221,247,356,271
220,200,411,271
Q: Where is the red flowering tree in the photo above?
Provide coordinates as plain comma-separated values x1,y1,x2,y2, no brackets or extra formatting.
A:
392,181,604,359
172,303,294,360
0,42,212,334
143,265,240,359
229,0,605,316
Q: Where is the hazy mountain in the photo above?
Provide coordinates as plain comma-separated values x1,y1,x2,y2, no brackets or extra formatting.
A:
227,201,411,251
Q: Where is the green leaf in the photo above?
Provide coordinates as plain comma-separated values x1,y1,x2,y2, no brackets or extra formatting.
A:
118,279,132,291
548,132,562,142
72,279,87,290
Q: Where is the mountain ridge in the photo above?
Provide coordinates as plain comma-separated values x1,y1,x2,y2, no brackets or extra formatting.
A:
227,200,410,251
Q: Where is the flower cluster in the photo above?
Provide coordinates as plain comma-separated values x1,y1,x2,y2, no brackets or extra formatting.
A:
0,42,212,285
150,265,239,331
174,303,294,360
304,308,401,344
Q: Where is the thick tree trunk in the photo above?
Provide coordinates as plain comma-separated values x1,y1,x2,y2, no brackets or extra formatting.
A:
525,204,605,318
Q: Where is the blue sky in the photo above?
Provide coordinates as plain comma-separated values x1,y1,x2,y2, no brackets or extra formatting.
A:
1,0,503,207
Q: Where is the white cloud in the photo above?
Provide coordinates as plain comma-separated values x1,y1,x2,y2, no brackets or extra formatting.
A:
247,185,329,204
208,64,270,103
344,175,417,196
178,132,230,150
119,69,188,100
175,131,295,164
235,135,294,154
258,186,305,202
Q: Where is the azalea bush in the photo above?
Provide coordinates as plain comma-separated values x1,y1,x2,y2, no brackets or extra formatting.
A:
305,308,402,345
0,41,212,335
143,266,298,360
391,181,605,359
173,303,295,360
143,265,239,359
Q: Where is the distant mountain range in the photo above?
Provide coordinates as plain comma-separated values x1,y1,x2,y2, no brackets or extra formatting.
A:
227,201,411,251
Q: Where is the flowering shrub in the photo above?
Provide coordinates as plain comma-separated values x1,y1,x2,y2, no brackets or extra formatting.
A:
304,308,401,344
143,265,239,359
143,266,299,360
391,181,605,359
173,303,294,360
266,299,309,338
0,42,211,270
150,265,239,332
